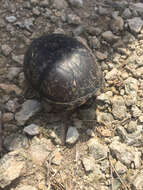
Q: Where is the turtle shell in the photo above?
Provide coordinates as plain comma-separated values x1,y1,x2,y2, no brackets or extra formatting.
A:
24,33,103,109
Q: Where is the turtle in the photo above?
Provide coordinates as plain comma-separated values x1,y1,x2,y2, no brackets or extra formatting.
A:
23,33,103,111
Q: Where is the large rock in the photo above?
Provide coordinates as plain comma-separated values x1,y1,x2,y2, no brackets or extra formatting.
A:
111,95,127,120
130,3,143,15
0,83,21,95
132,169,143,190
105,68,119,81
96,111,114,125
0,150,26,188
110,16,124,33
128,17,143,34
4,134,29,151
28,137,53,166
116,125,143,147
15,100,41,125
52,0,68,10
88,138,108,160
102,31,119,42
110,140,141,168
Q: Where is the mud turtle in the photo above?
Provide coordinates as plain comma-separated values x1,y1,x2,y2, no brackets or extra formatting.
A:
23,33,103,110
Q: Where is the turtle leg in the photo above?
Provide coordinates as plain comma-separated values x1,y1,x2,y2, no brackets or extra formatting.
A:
60,110,74,145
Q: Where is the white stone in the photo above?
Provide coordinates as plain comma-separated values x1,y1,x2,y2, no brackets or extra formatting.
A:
66,127,79,144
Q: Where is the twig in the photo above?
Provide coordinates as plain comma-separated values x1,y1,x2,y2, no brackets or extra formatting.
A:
73,144,79,176
108,152,113,190
108,150,129,190
45,152,66,190
46,153,54,190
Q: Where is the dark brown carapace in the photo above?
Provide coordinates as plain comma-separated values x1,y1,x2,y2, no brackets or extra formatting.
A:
24,33,103,110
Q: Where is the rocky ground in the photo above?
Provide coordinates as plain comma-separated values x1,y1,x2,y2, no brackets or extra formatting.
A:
0,0,143,189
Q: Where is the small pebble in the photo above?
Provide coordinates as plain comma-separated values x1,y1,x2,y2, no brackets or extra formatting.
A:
1,44,12,56
66,127,79,145
23,124,40,136
138,116,143,123
115,161,127,175
5,16,17,23
82,157,95,172
7,67,21,80
128,17,143,34
69,0,83,8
